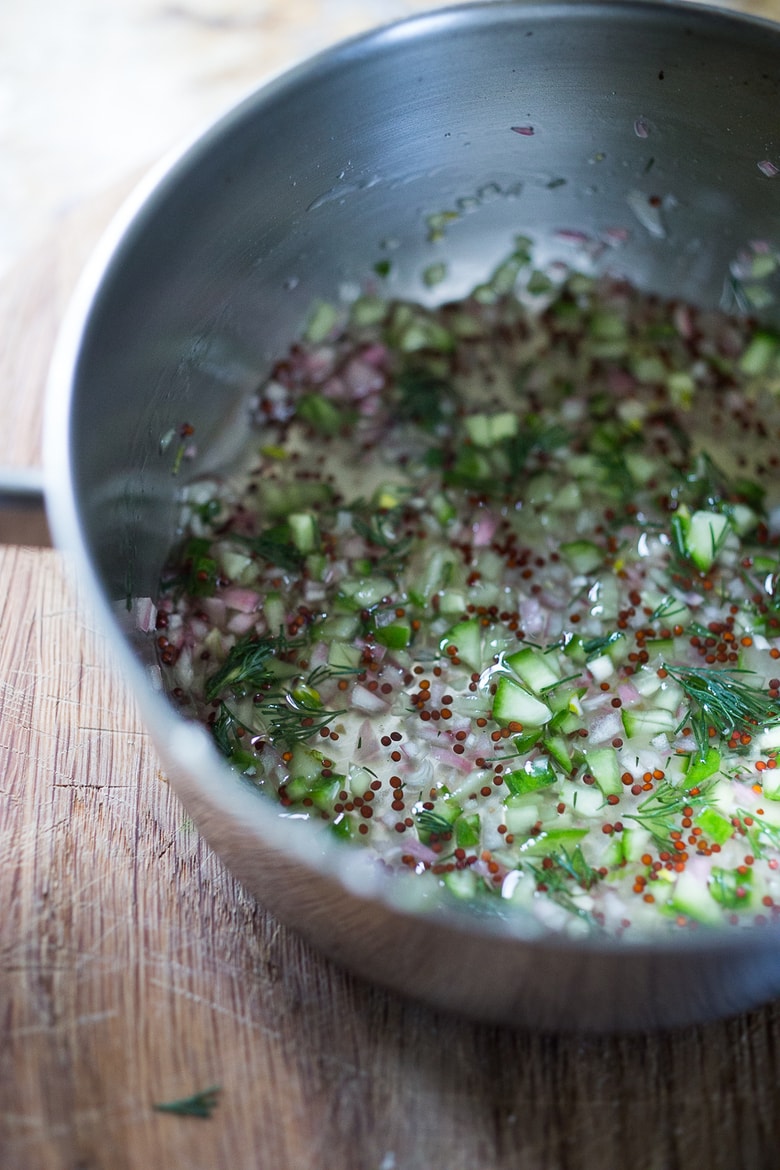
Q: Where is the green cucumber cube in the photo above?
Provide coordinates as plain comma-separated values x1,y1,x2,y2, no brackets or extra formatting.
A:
694,807,733,846
584,747,622,797
492,676,552,726
683,747,722,790
440,618,483,672
559,539,604,575
505,646,561,693
504,758,559,795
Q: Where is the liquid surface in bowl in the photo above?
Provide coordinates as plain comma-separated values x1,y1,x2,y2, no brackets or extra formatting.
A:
152,242,780,938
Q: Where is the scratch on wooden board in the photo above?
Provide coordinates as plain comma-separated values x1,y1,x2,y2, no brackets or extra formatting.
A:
0,678,36,727
147,976,282,1040
3,1104,151,1146
9,1009,119,1037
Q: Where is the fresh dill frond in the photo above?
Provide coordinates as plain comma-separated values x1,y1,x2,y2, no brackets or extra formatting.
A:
154,1085,221,1119
581,631,625,660
167,536,218,599
231,530,304,572
263,692,345,746
396,363,454,431
415,809,454,837
525,859,602,928
649,594,688,623
306,662,361,689
546,844,601,890
504,422,570,478
663,664,780,753
734,808,780,859
205,632,300,703
209,704,258,773
352,509,413,569
626,778,714,849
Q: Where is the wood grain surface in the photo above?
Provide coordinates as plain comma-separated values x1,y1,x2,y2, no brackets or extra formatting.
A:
3,78,780,1170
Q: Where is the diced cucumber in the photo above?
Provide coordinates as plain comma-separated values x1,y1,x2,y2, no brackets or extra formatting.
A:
438,589,467,616
584,747,622,797
327,641,362,671
349,294,386,326
492,676,552,726
760,769,780,800
670,869,723,924
651,681,684,713
632,668,662,698
289,745,325,785
525,473,557,504
738,329,780,376
642,637,675,661
304,300,339,343
757,727,780,752
682,747,721,790
513,727,545,753
287,511,320,554
263,591,286,636
505,646,561,693
504,757,559,796
407,546,459,607
464,411,519,447
219,549,256,583
587,653,614,683
694,806,733,846
709,866,755,911
621,708,677,739
624,451,658,484
544,734,574,772
728,503,758,536
305,552,327,581
559,779,605,818
620,826,654,863
257,478,332,519
589,309,628,342
314,613,360,641
455,812,481,849
546,685,584,716
503,799,541,835
375,621,412,649
666,370,695,408
297,393,346,436
549,708,584,735
682,509,731,572
549,481,582,511
430,491,457,526
559,539,604,575
631,354,667,384
440,618,483,672
337,575,395,611
442,868,479,900
516,827,589,855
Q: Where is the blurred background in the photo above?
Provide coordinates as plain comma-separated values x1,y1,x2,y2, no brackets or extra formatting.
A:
3,0,779,280
0,0,458,278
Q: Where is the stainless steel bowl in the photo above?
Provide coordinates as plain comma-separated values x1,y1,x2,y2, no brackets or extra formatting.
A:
46,0,780,1030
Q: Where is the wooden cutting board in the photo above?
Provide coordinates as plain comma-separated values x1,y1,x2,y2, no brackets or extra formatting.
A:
2,179,780,1170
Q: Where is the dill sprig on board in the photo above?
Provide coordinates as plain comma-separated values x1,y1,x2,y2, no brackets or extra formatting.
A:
153,1085,221,1119
662,663,780,755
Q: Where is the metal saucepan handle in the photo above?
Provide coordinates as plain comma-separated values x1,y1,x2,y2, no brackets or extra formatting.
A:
0,466,49,546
